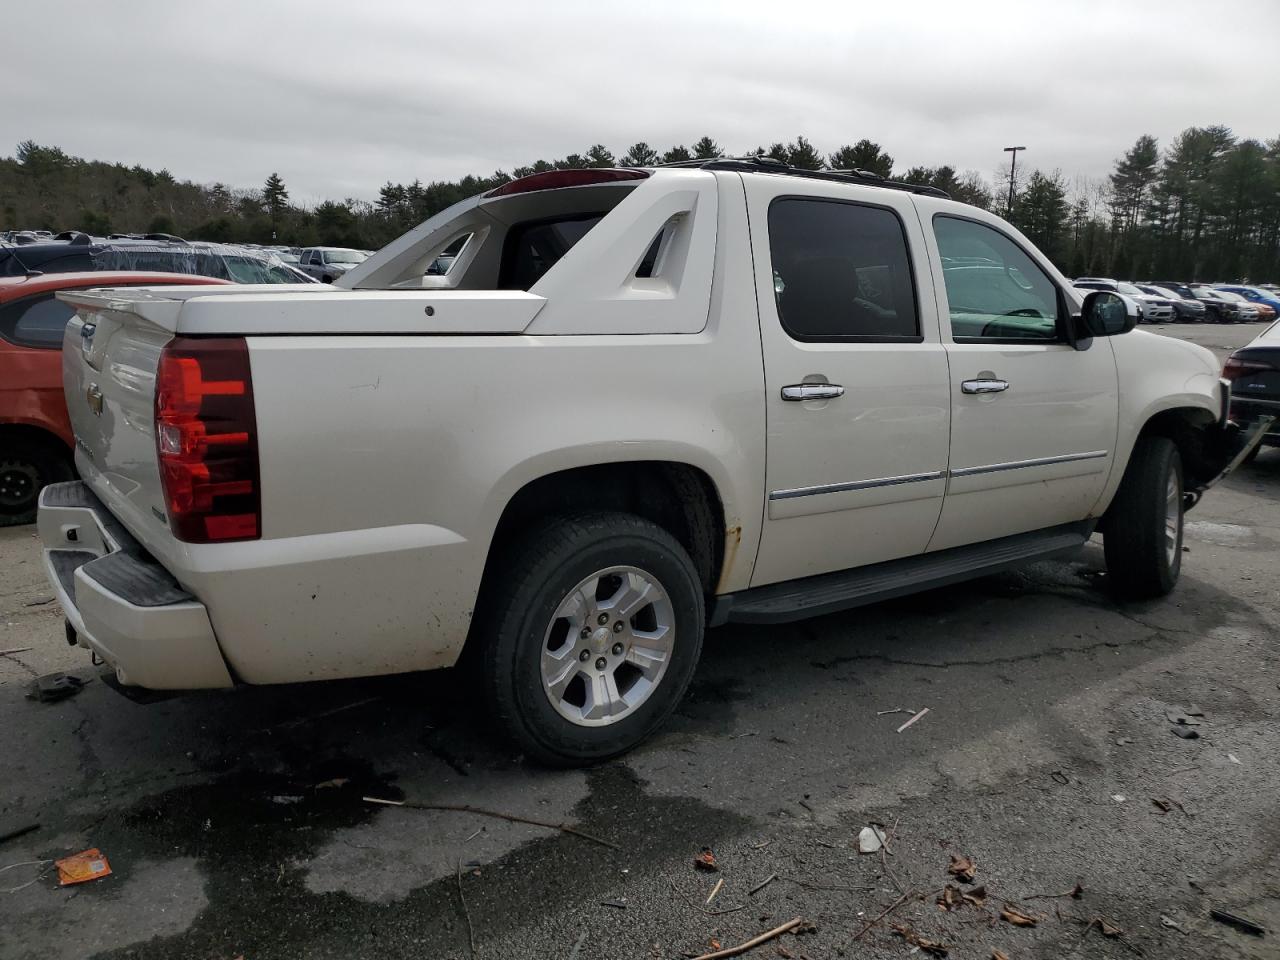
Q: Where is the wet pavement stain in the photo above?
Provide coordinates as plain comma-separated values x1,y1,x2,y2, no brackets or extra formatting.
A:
83,761,752,960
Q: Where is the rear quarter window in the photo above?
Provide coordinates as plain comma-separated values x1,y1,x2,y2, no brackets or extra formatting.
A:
499,215,604,291
0,294,77,348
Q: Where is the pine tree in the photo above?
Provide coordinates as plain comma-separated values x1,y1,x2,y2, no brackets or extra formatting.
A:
692,136,721,159
621,142,659,167
1013,170,1070,261
585,144,615,168
262,172,289,235
786,136,823,170
661,145,693,164
828,140,894,178
1109,136,1159,233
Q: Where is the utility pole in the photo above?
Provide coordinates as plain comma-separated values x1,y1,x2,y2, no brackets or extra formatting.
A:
1003,146,1025,218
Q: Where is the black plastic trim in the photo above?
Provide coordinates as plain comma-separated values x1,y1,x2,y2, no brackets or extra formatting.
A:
43,481,194,608
710,521,1094,626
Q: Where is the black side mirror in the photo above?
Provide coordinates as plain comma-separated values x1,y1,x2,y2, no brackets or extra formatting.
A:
1078,290,1138,338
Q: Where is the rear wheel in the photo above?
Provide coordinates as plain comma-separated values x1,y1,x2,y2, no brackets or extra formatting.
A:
0,438,74,527
1103,436,1183,599
478,512,705,766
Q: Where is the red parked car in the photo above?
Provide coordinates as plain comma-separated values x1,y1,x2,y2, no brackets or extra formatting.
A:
0,272,228,525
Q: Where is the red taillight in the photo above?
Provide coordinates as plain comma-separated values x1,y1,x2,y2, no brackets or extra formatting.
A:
1223,355,1275,381
155,337,260,543
484,168,648,198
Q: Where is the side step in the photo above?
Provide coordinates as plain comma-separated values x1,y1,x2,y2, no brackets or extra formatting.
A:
712,522,1094,626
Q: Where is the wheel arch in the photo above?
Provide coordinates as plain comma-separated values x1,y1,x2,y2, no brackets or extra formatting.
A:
0,421,74,460
1099,403,1221,524
481,460,728,596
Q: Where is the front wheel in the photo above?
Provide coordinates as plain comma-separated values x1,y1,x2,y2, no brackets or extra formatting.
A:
479,512,705,766
1103,436,1183,600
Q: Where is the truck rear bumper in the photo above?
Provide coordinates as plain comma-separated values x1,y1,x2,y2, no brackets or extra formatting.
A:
37,482,234,690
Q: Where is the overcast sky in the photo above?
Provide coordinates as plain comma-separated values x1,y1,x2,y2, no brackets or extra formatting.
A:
6,0,1276,205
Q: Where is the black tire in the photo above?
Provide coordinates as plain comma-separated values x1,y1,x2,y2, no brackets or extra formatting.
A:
478,512,705,766
0,438,74,527
1103,436,1183,600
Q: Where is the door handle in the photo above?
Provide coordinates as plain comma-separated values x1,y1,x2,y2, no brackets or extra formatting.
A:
781,383,845,401
961,378,1009,395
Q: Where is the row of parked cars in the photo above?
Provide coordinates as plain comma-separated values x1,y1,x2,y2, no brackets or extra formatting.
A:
235,243,373,282
1,231,375,285
1072,277,1280,324
0,231,320,525
0,228,382,524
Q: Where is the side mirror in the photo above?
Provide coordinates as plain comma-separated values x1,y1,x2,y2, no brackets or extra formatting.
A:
1078,290,1137,338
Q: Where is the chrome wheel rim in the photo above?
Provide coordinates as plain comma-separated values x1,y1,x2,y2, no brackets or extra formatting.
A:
540,566,675,728
1165,468,1181,565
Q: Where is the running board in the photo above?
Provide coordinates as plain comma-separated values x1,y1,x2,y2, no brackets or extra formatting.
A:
711,521,1094,626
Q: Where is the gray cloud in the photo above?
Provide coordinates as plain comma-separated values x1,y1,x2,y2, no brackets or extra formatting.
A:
7,0,1276,204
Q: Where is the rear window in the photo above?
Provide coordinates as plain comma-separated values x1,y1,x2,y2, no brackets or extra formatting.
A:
0,249,93,276
768,198,920,341
0,293,76,348
499,215,604,291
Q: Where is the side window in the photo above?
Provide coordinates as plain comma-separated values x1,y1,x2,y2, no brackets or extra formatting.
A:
499,215,605,291
767,198,920,340
934,216,1061,341
0,294,77,348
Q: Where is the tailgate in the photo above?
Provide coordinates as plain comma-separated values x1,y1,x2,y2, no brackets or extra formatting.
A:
58,290,177,554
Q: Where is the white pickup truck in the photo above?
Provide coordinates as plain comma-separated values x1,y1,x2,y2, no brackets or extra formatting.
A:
39,160,1264,765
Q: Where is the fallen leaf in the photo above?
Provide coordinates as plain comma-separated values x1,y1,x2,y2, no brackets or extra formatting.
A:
1092,917,1124,938
963,885,988,908
891,924,949,957
694,848,719,872
948,854,977,883
315,778,350,789
992,952,1010,960
1000,905,1039,927
1171,726,1200,740
776,948,794,959
938,885,963,911
708,939,721,950
1152,797,1172,813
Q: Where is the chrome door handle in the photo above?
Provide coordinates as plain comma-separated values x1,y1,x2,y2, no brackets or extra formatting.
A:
781,383,845,401
961,378,1009,395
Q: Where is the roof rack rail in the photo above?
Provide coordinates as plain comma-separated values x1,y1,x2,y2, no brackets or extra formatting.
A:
656,155,951,199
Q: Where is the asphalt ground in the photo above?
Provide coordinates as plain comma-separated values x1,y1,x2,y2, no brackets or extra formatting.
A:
1,321,1277,960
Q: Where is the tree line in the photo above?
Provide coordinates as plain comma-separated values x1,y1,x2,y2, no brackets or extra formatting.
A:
3,127,1277,280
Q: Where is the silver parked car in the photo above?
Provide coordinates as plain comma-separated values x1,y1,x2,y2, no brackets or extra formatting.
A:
298,247,370,283
1074,278,1174,323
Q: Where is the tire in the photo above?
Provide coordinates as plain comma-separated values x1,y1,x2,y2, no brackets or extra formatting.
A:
0,438,74,527
478,512,705,766
1103,436,1183,600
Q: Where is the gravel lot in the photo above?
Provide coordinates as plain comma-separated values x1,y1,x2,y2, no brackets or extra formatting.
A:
2,323,1278,960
